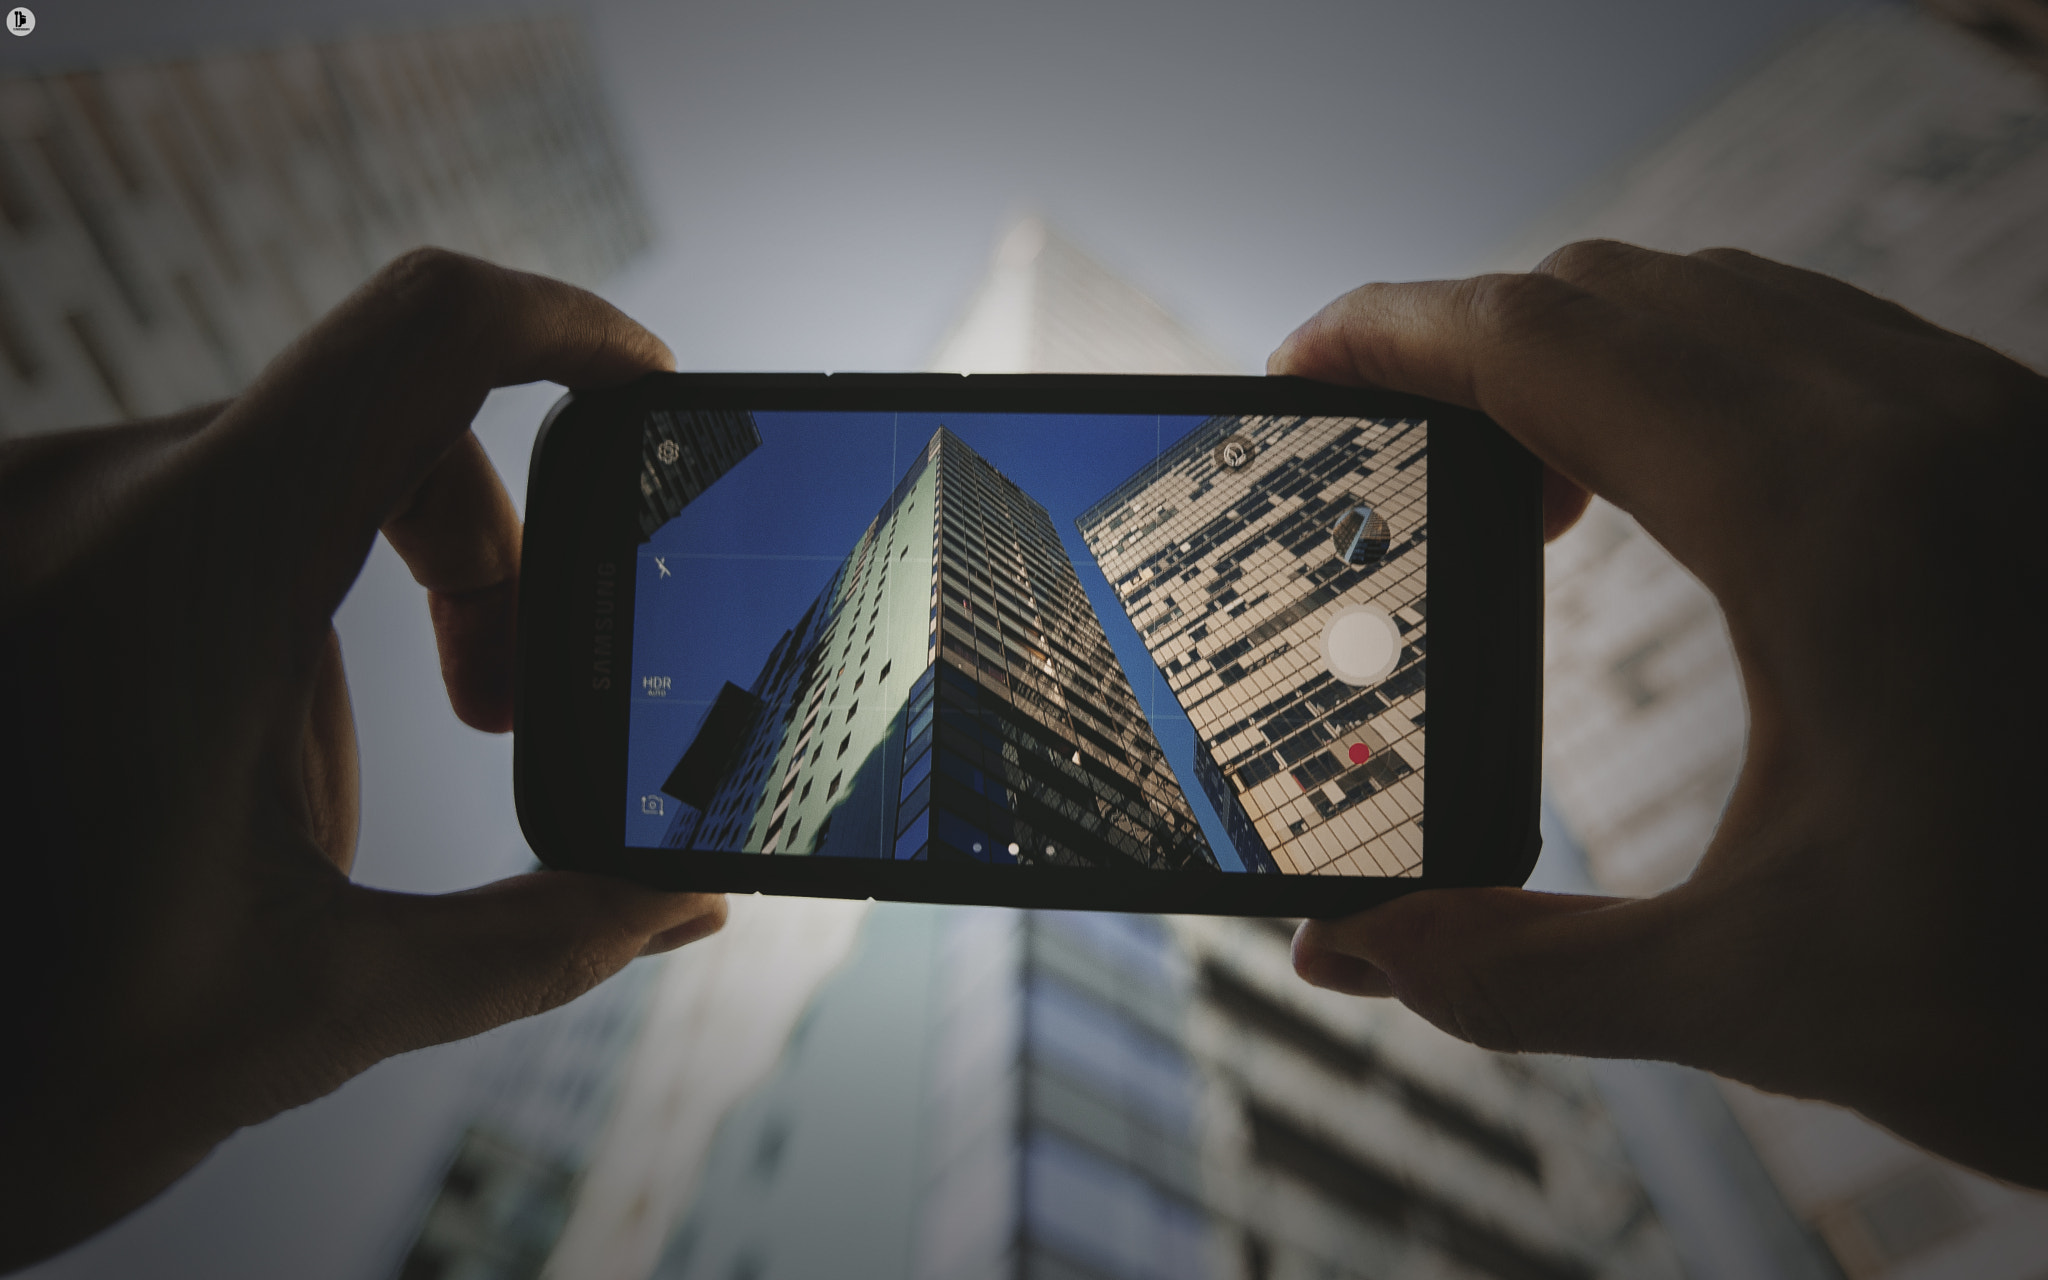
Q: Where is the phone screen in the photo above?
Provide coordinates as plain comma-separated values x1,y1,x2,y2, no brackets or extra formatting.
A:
623,411,1426,876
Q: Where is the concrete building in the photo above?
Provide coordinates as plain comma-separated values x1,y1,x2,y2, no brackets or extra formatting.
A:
1488,8,2048,1276
0,17,649,438
658,425,1217,874
393,962,663,1280
1077,414,1427,877
652,902,1683,1280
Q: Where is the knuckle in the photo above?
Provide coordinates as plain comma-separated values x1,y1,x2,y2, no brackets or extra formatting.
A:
373,246,499,317
380,245,476,288
1689,245,1763,270
1437,958,1525,1053
544,947,619,1011
1534,237,1631,282
366,247,516,363
1459,270,1584,342
495,942,620,1026
1374,892,1527,1052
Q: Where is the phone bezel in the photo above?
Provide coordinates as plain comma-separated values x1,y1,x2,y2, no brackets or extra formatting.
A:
515,373,1541,917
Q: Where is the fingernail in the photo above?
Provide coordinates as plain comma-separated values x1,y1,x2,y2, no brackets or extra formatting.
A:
639,909,723,957
1295,947,1394,998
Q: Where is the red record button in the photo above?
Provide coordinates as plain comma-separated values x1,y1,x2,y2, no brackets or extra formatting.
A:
1347,742,1372,764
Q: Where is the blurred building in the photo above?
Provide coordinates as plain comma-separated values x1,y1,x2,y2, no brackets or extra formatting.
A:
395,961,663,1280
537,896,875,1280
652,903,1683,1280
1921,0,2048,85
1491,7,2048,1276
929,217,1235,376
0,16,650,438
1078,414,1427,877
660,424,1217,873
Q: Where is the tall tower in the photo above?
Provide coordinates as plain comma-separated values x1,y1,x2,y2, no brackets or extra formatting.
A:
0,17,649,438
1078,414,1427,877
651,903,1683,1280
659,427,1216,873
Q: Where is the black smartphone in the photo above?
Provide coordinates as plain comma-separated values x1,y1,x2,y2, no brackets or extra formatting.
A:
514,373,1541,917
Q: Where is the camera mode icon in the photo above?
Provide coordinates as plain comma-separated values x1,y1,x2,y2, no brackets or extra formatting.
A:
640,794,665,816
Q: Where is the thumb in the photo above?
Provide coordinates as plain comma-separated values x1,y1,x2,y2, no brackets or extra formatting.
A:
1292,888,1697,1062
337,873,726,1059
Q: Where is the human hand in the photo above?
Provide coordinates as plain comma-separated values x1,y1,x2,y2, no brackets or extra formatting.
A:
0,250,726,1270
1271,241,2048,1187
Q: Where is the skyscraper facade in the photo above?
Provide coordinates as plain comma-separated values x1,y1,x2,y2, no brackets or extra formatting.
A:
0,17,650,438
659,426,1216,872
1077,414,1427,877
654,902,1683,1280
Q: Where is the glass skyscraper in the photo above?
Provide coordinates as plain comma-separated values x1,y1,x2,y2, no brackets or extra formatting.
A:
660,426,1216,872
1077,414,1427,877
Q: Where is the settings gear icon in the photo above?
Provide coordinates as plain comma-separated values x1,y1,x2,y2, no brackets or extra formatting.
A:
1213,434,1255,470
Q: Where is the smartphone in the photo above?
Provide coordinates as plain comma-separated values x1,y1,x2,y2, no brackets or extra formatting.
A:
514,373,1541,917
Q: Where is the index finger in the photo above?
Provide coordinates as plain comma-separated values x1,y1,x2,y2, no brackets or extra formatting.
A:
200,249,673,635
1266,273,1773,568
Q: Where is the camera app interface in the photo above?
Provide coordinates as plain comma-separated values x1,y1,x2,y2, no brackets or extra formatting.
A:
624,411,1426,876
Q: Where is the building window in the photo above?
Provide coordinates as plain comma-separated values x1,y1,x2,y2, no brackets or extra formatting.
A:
893,809,929,860
826,773,842,800
900,747,933,799
1022,1131,1207,1280
1245,1105,1568,1280
1040,912,1181,990
1027,975,1196,1138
